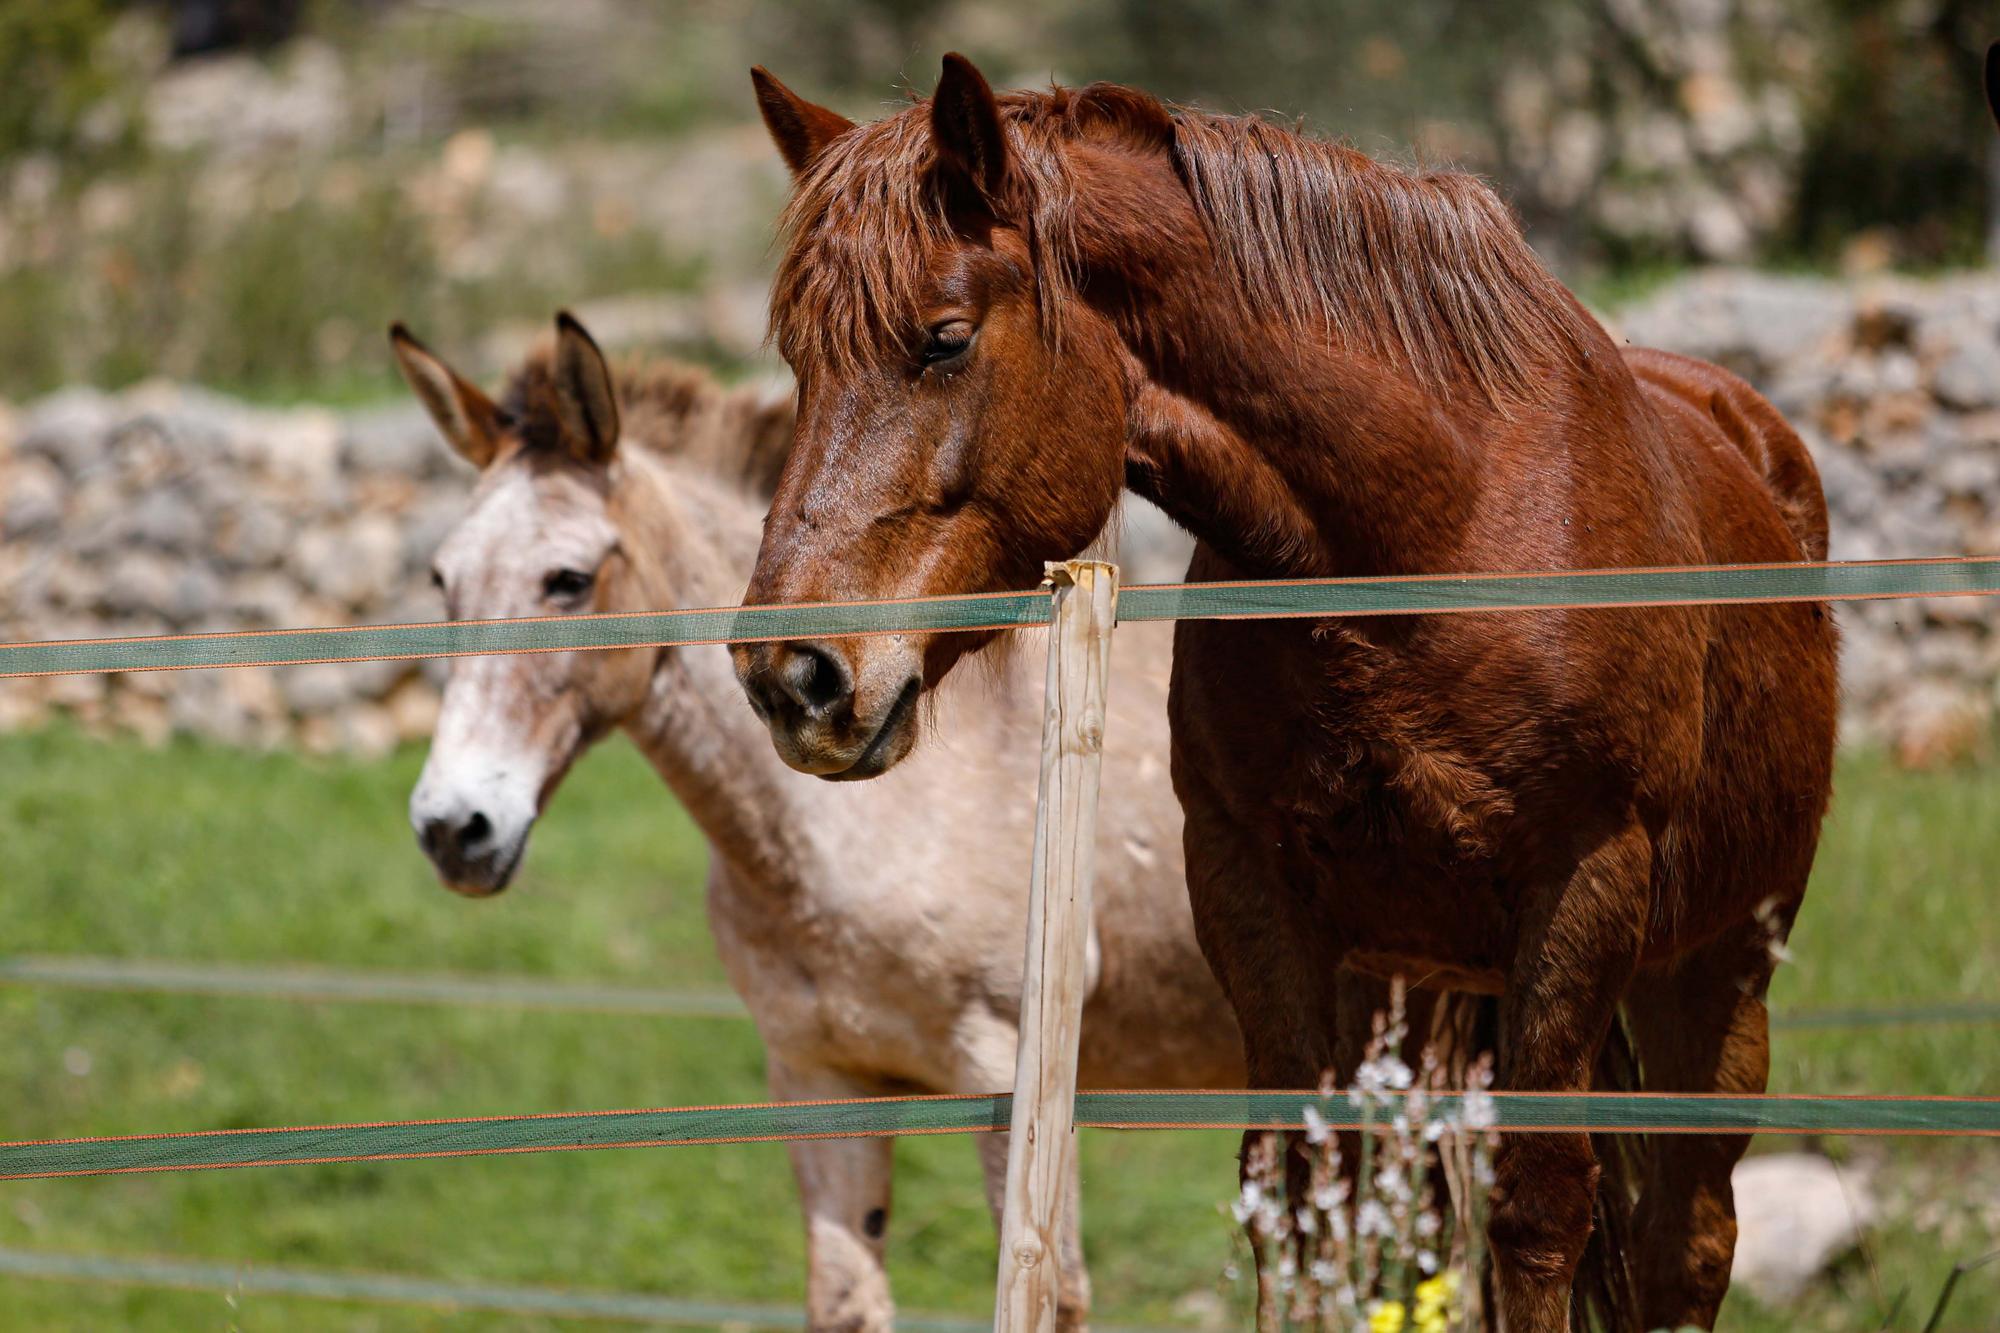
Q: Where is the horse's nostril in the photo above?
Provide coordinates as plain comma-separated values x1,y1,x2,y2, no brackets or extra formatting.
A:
780,644,852,716
460,811,492,849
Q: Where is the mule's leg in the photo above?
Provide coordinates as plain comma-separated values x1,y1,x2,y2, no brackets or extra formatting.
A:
1491,821,1651,1333
771,1058,896,1333
976,1131,1092,1331
1625,922,1783,1329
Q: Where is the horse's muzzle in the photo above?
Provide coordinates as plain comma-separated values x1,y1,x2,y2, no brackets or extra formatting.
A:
735,640,921,780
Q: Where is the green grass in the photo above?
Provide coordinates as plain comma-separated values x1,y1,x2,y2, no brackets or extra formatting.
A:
0,724,1995,1329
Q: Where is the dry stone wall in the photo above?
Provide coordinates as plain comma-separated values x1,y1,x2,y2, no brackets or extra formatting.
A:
3,270,1998,763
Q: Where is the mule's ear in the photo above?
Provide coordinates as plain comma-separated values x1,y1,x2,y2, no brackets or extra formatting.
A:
1986,42,1999,130
552,311,620,465
752,66,855,178
389,322,506,469
931,52,1008,201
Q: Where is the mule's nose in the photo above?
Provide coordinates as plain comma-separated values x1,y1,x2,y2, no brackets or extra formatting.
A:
420,809,492,862
747,642,853,721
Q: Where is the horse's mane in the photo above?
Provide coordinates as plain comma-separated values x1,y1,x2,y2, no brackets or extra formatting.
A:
501,346,794,495
773,82,1594,403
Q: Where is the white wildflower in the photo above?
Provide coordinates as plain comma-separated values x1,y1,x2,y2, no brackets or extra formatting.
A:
1303,1102,1332,1144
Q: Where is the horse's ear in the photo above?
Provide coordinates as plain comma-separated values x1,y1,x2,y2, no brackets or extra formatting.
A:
1985,42,1999,130
931,52,1009,201
552,311,620,465
752,66,855,178
389,322,505,469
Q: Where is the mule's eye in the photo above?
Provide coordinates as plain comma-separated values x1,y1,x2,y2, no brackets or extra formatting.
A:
544,568,595,601
921,320,975,369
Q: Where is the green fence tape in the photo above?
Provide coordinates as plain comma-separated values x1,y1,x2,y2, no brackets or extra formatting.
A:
0,1246,1014,1331
5,558,1996,678
8,954,1993,1033
1116,557,2000,623
0,955,749,1020
6,1091,1997,1180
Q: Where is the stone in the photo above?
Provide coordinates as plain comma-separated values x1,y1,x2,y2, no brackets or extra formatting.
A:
290,515,404,608
237,407,343,488
1731,1153,1874,1305
1885,682,1991,770
96,551,179,618
227,571,308,627
1932,337,2000,411
335,703,398,759
1,455,65,539
341,404,443,478
0,680,48,732
275,663,353,716
118,488,207,554
1616,272,1851,382
385,675,442,743
18,386,119,477
400,492,467,569
146,40,349,158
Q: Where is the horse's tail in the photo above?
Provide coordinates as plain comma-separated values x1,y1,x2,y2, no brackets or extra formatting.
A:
1572,1008,1645,1333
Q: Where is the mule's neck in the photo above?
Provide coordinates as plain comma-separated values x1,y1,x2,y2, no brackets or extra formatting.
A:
611,452,835,895
1085,148,1600,579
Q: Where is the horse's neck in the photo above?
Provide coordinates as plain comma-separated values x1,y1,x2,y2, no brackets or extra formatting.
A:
1100,167,1560,578
1123,295,1487,579
614,456,836,898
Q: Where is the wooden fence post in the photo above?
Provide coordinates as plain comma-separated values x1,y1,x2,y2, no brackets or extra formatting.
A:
994,559,1119,1333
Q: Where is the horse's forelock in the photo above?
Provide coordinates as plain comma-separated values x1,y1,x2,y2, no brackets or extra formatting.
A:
770,81,1588,402
770,89,1113,375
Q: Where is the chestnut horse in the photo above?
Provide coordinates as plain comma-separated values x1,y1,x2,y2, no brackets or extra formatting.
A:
734,56,1838,1330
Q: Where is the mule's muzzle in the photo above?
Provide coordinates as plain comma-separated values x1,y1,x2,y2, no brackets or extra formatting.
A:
735,640,921,780
416,808,525,897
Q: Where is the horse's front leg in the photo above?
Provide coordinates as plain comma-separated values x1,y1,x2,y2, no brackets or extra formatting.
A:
1490,819,1650,1332
1177,773,1342,1300
770,1057,896,1333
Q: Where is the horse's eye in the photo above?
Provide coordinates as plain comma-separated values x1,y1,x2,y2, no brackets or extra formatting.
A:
544,568,595,601
921,320,976,369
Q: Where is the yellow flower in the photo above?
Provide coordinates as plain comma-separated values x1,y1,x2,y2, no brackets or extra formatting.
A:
1414,1272,1461,1326
1369,1300,1408,1333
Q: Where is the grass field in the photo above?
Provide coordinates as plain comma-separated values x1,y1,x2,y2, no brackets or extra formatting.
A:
1,722,1997,1330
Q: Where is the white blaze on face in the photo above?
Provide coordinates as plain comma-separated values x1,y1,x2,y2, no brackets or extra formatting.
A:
409,459,619,896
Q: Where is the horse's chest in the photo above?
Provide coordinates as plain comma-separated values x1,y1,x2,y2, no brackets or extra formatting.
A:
706,883,971,1084
1174,618,1514,851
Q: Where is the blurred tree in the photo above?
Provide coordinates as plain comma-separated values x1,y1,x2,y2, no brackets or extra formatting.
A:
0,0,124,160
1791,0,1994,265
164,0,303,57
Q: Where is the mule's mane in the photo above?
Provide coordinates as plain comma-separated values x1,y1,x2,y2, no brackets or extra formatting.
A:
773,82,1594,402
501,346,792,494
